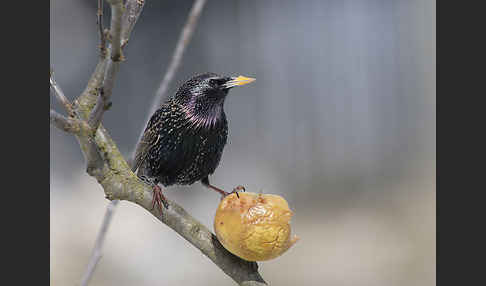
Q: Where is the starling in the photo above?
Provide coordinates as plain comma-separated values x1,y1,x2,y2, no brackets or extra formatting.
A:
133,73,255,213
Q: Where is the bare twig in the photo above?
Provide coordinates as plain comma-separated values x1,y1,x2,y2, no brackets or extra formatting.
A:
50,71,75,117
121,0,145,48
97,0,106,58
50,110,72,131
78,59,108,102
50,110,91,135
50,110,77,133
79,2,146,285
106,0,124,61
88,0,124,132
87,55,120,130
50,70,104,175
151,0,207,115
80,200,119,286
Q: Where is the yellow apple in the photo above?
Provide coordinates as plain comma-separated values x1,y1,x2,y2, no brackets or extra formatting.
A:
214,192,299,261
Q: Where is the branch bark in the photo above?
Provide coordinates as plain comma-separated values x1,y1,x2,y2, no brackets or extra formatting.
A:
50,71,75,117
50,110,91,135
87,54,120,131
121,0,145,48
97,0,106,58
79,2,133,283
106,0,123,61
88,0,124,132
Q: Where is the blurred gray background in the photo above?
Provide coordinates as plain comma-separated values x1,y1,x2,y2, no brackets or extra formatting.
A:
50,0,436,285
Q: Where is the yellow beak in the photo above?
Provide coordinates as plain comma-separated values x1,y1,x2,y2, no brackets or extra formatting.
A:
224,75,256,88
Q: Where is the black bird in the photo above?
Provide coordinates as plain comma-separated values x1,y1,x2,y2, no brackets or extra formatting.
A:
132,73,255,212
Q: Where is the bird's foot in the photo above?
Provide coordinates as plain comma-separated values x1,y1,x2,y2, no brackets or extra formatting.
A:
151,184,169,214
203,180,245,200
221,185,246,199
139,175,169,214
223,185,246,199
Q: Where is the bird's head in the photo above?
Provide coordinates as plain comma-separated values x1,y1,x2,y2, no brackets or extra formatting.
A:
174,72,255,127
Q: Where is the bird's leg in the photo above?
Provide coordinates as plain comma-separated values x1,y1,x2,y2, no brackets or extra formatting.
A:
201,177,245,199
206,183,227,196
139,175,169,214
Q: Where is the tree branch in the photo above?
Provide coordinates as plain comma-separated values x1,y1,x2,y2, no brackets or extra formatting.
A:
121,0,145,48
97,0,107,58
87,55,119,131
50,110,91,135
50,70,75,117
50,70,105,175
106,0,124,61
79,1,144,284
88,0,124,132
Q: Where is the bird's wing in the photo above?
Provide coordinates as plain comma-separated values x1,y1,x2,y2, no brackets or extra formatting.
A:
132,107,166,173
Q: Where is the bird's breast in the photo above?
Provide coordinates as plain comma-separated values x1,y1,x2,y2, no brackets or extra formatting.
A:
148,106,228,185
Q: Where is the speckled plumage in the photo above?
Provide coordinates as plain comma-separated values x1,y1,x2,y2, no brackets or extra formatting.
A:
133,73,232,187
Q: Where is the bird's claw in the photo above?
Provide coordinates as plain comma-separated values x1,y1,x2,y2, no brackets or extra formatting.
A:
233,185,246,192
139,175,169,214
229,185,246,199
151,185,169,215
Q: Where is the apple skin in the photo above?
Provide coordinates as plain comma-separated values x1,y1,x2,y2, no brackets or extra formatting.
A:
214,192,299,261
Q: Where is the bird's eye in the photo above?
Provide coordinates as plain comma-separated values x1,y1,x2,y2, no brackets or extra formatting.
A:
209,78,226,86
